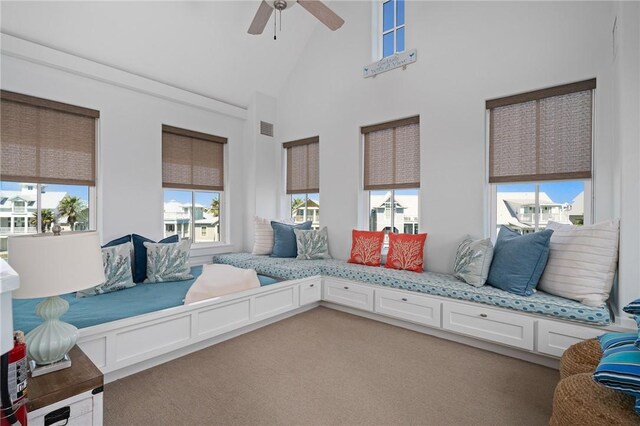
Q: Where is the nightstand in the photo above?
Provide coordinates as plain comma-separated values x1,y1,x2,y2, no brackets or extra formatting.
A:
27,346,103,426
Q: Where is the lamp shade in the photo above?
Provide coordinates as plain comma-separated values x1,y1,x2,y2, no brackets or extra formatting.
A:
8,231,105,299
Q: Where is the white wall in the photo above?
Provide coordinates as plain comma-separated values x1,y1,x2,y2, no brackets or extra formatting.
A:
1,35,248,263
277,1,617,270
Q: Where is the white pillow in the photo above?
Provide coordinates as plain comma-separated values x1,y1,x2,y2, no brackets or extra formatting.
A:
251,216,293,255
538,220,619,307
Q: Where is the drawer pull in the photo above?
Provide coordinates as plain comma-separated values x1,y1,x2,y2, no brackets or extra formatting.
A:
309,284,314,287
480,313,488,318
401,298,408,302
344,286,349,290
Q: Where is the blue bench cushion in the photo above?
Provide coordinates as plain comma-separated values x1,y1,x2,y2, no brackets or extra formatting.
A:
13,266,279,334
212,253,611,326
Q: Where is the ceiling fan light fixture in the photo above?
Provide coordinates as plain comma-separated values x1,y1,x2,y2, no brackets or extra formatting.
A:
267,0,296,11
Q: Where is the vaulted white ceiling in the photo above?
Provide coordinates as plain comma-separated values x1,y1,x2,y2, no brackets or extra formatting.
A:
0,1,332,108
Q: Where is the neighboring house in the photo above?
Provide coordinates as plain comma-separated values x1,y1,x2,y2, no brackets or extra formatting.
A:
369,192,419,235
0,184,71,255
292,199,320,229
163,200,219,242
496,191,584,235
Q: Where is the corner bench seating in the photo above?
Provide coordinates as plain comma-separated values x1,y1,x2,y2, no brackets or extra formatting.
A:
212,253,612,326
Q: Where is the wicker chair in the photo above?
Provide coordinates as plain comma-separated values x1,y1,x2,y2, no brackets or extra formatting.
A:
550,339,639,425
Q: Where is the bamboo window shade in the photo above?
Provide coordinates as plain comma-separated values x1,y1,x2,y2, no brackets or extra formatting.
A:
362,116,420,190
487,79,595,184
284,137,319,194
162,125,226,191
0,90,99,186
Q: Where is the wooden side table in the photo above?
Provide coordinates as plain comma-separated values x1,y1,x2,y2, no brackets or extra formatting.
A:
27,346,104,426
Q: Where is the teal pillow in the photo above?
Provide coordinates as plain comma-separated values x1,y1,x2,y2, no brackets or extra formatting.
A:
77,242,135,297
598,332,639,351
487,226,553,296
271,221,312,258
593,343,640,415
143,240,193,282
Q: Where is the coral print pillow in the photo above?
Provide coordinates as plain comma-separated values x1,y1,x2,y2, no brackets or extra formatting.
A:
348,230,384,266
384,233,427,272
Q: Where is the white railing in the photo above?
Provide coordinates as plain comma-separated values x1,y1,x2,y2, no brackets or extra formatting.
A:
0,227,37,235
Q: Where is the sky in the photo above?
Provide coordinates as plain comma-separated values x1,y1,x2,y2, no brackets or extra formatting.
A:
497,181,584,204
0,181,88,201
165,190,219,206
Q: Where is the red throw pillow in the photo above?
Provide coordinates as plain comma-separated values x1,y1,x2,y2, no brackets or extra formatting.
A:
348,230,385,266
385,233,428,272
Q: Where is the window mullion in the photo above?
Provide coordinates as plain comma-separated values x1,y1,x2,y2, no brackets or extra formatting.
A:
390,190,395,232
191,191,195,241
534,183,540,232
36,183,42,233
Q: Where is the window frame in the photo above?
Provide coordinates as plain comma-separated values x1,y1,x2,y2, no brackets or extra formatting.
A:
366,188,421,235
379,0,406,59
162,188,226,246
485,88,596,240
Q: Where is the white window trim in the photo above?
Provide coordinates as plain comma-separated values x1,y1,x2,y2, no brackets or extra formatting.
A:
379,0,406,59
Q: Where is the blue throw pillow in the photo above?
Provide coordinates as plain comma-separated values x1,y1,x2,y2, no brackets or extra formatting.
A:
102,234,131,248
598,332,639,351
624,299,640,315
270,221,312,258
487,226,553,296
593,343,640,415
131,234,179,283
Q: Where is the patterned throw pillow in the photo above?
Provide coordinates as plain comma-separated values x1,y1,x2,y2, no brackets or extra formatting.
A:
453,237,494,287
77,242,135,297
143,240,193,283
624,299,640,315
348,230,385,266
294,227,332,260
598,332,639,351
593,343,640,415
384,233,427,272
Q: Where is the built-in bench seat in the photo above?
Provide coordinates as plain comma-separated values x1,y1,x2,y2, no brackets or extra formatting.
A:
13,266,280,334
212,253,611,326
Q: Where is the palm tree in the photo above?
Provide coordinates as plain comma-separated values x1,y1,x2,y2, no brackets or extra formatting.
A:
57,195,86,231
208,198,220,217
30,209,56,233
291,197,304,215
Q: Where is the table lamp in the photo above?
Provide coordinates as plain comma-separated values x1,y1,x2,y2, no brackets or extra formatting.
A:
8,231,105,376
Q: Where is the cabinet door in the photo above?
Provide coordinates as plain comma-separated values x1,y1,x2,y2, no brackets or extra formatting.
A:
375,288,441,328
537,319,603,357
442,302,535,350
323,279,374,312
299,281,321,306
254,286,299,320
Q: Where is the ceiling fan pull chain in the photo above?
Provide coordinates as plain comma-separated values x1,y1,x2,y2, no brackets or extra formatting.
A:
273,9,277,40
280,9,282,32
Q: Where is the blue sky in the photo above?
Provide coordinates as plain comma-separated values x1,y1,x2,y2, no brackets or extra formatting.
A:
165,190,219,206
1,181,88,202
497,181,584,204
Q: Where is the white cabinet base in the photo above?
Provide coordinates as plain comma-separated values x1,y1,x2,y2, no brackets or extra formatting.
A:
28,389,103,426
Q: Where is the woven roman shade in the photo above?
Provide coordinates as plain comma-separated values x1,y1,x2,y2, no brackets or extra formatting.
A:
487,79,595,184
362,116,420,190
0,90,99,186
162,125,226,191
284,136,319,194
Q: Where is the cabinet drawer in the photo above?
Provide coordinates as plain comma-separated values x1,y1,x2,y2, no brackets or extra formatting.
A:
442,302,534,350
537,319,603,357
323,279,374,312
299,281,321,306
375,289,441,327
254,286,299,320
29,391,95,426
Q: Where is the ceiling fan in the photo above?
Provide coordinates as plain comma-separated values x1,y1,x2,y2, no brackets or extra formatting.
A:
248,0,344,36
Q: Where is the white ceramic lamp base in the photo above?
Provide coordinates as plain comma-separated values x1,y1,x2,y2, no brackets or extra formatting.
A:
25,295,79,375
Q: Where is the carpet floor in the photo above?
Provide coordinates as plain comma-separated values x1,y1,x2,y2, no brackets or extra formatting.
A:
104,307,558,426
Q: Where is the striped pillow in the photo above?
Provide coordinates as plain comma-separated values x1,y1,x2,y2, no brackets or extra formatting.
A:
252,216,295,255
593,343,640,415
624,298,640,315
598,332,638,351
538,220,619,307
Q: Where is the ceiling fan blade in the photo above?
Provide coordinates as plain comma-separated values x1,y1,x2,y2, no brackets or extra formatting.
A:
248,0,273,35
298,0,345,31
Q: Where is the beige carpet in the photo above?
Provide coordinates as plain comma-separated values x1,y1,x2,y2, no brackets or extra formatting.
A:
104,307,558,426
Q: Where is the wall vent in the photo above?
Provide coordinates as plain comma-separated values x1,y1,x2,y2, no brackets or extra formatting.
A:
260,121,274,137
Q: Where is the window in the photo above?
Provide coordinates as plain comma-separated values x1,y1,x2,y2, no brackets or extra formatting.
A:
284,137,320,230
487,79,595,238
162,125,226,244
0,91,98,259
381,0,405,58
362,116,420,245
